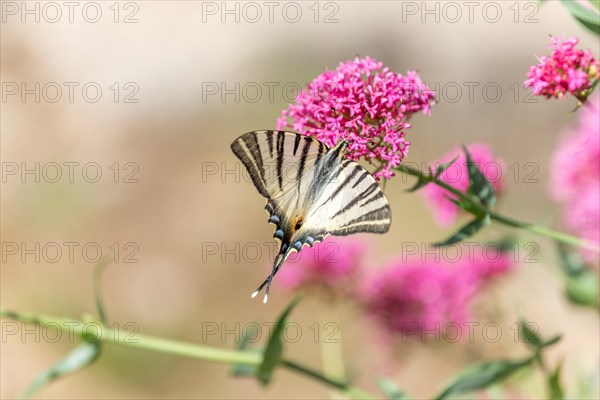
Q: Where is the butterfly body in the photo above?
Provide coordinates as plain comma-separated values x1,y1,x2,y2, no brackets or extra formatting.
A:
231,130,391,302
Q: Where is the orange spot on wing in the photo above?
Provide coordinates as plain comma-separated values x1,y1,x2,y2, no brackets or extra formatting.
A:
292,215,304,232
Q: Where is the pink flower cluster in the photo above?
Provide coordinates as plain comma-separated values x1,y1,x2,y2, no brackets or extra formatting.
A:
277,237,514,338
361,260,476,335
277,56,435,180
361,250,513,338
421,143,504,227
551,95,600,264
524,36,599,100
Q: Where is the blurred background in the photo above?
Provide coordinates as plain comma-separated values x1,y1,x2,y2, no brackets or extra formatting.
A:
1,1,599,398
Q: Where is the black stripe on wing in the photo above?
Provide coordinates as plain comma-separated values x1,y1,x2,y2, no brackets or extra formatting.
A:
231,131,269,197
231,130,328,201
296,136,313,193
327,163,363,202
329,205,391,235
318,161,392,236
276,131,285,191
330,182,378,219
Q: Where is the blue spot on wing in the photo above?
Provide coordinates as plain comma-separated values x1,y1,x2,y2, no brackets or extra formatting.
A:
288,234,326,253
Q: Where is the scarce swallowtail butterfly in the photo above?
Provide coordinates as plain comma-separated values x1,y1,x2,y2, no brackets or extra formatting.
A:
231,130,391,303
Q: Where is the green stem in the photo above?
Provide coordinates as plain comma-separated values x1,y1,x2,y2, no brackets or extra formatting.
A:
281,359,347,390
532,350,556,400
1,309,260,365
0,309,375,399
396,164,600,252
319,307,347,399
281,360,373,399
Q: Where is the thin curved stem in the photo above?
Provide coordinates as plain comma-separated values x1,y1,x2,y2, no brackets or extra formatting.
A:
0,309,375,399
281,359,347,391
396,164,600,252
1,309,260,365
281,360,373,399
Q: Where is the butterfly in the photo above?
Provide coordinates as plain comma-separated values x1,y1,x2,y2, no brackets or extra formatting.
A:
231,130,391,302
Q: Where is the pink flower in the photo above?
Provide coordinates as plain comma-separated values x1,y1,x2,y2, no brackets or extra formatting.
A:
421,143,504,227
524,36,599,100
564,188,600,265
277,237,367,296
277,57,435,180
463,246,515,282
361,258,478,338
551,95,600,264
361,248,515,339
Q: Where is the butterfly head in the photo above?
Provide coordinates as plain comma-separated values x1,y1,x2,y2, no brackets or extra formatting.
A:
331,139,349,157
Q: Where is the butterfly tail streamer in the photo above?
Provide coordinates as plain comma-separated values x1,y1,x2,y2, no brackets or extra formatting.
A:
251,247,288,303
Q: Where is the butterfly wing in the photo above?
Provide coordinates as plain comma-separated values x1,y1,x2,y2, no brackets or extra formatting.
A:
295,158,392,246
231,130,329,248
231,130,391,302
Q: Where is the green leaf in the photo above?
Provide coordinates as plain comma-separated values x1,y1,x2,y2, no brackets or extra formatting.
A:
463,145,496,207
378,377,411,400
21,342,101,399
548,361,565,400
495,237,517,252
519,319,542,348
434,357,534,400
574,14,600,35
447,196,470,213
557,243,587,276
256,296,302,385
447,196,486,217
561,0,600,35
557,243,599,307
517,317,562,350
561,0,600,24
435,153,460,179
93,255,112,325
540,334,562,349
565,272,599,307
406,176,429,192
434,214,491,247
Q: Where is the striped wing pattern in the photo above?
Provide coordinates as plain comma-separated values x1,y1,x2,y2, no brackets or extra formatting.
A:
231,130,328,248
231,130,391,302
305,159,391,237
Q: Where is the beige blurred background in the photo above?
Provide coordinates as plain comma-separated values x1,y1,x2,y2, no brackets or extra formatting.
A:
1,1,599,399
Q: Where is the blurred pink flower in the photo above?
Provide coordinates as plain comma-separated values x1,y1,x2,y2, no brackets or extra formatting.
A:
277,237,367,296
565,189,600,264
361,248,515,339
463,246,515,282
361,258,478,338
524,36,599,100
551,96,600,264
421,143,504,227
277,56,435,180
